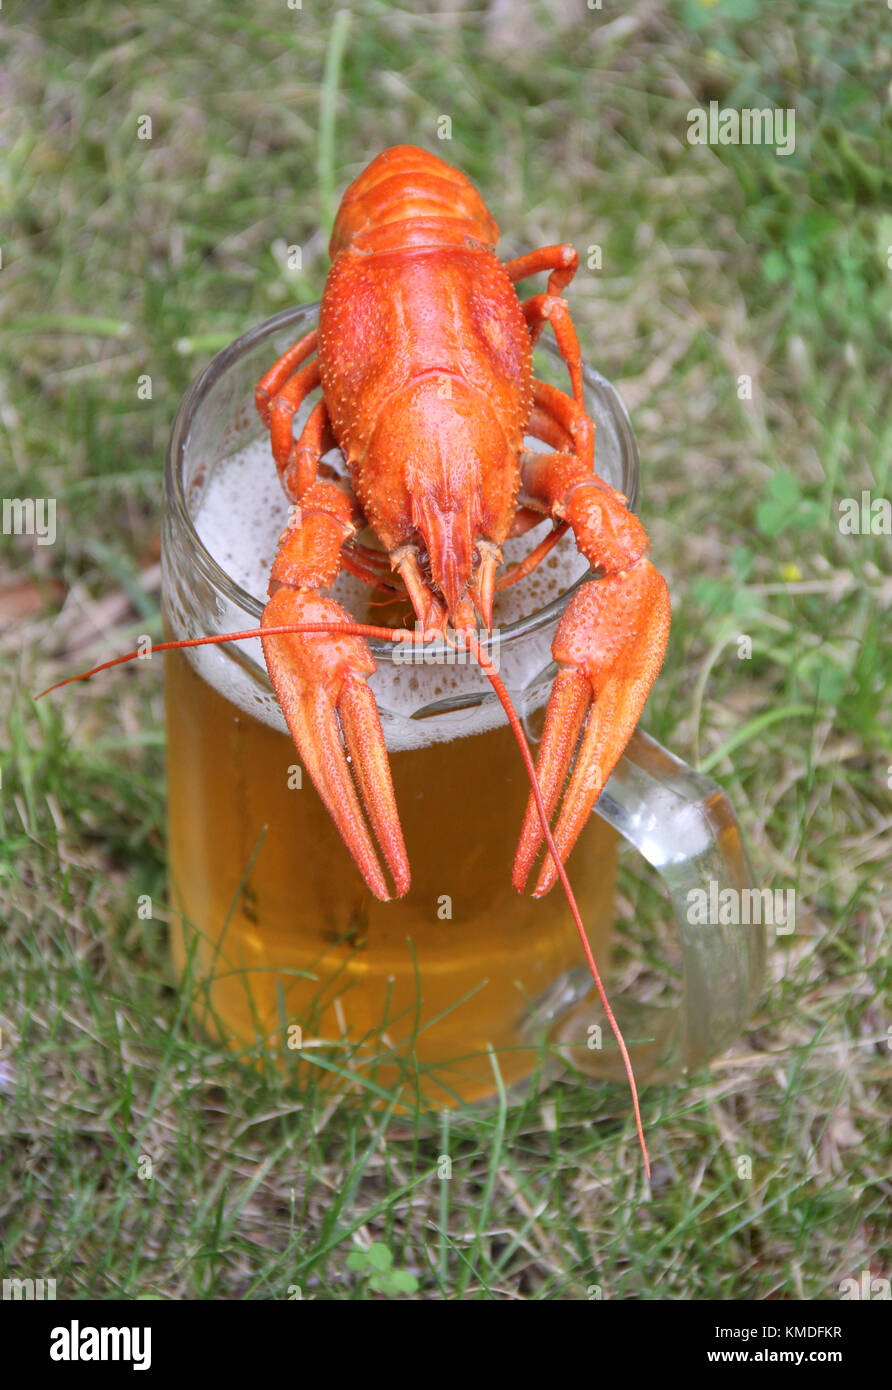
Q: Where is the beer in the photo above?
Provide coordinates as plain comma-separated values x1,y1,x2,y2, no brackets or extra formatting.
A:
164,435,620,1107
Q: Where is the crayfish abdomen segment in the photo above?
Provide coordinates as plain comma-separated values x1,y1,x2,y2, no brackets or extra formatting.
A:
328,144,500,258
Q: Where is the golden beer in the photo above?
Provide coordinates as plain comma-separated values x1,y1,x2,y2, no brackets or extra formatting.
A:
165,641,619,1107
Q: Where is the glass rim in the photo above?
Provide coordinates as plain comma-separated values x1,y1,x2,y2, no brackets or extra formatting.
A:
165,302,641,662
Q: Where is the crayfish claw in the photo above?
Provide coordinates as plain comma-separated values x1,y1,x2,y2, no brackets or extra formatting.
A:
261,590,410,902
513,561,670,897
512,666,589,892
338,675,411,898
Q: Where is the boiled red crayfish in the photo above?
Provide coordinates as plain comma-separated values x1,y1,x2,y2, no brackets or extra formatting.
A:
254,145,669,905
40,146,670,1173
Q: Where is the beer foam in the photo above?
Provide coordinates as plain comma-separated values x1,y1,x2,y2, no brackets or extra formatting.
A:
180,399,626,752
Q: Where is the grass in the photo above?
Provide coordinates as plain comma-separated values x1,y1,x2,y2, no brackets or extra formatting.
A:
1,0,890,1299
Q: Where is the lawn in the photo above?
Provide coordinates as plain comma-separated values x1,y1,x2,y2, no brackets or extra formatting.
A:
1,0,889,1299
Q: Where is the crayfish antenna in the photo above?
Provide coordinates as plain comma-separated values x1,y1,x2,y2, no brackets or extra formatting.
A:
34,623,404,701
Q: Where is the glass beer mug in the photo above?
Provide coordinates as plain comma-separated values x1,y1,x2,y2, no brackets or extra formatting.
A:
163,305,764,1107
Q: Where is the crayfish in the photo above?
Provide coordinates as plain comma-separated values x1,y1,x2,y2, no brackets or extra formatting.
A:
41,146,670,1171
253,145,669,903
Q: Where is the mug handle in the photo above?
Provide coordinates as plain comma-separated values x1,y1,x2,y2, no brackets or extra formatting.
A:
543,728,766,1083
